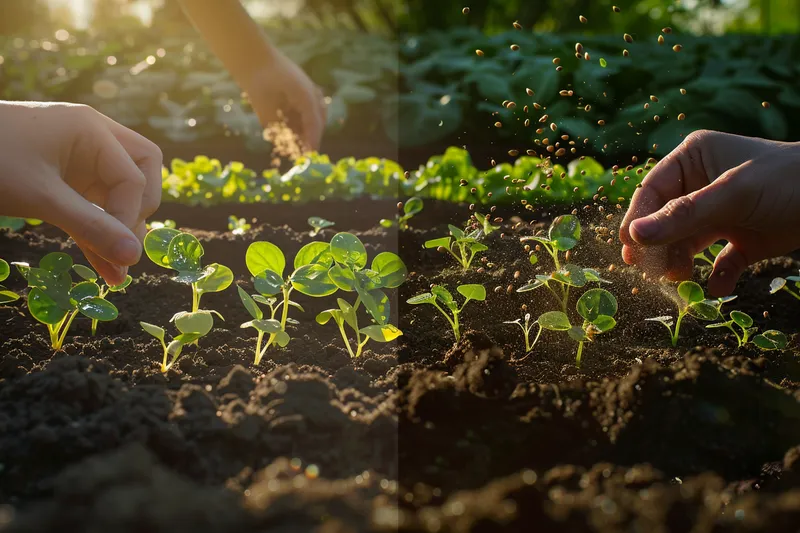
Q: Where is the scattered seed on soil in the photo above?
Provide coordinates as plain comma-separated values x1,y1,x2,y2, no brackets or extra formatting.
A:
494,121,502,128
631,287,639,295
672,44,682,52
508,150,519,156
624,33,633,43
764,311,770,318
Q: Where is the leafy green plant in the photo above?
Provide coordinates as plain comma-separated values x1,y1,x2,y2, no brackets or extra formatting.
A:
769,271,800,301
517,215,610,313
290,232,408,358
536,288,618,367
228,215,251,235
144,228,233,313
381,197,423,230
141,310,221,373
706,310,788,350
693,243,725,266
15,252,120,350
473,211,500,236
646,281,720,347
425,224,487,271
0,258,20,304
308,216,335,236
407,284,485,343
70,263,132,335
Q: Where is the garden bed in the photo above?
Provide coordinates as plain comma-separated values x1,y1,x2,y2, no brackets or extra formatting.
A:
1,199,799,532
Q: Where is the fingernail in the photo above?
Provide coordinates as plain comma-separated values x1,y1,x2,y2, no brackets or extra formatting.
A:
113,238,141,265
631,218,660,242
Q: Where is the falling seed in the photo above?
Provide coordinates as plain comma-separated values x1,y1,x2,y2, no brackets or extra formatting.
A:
555,148,566,156
631,287,639,295
762,101,771,108
623,49,630,57
584,52,591,60
624,33,633,43
506,101,516,109
658,35,665,45
511,44,520,51
556,65,563,72
494,286,503,294
600,57,607,67
476,49,485,56
764,311,770,319
653,115,660,122
608,264,616,272
494,121,502,128
550,123,557,132
575,42,584,54
553,57,561,65
579,15,588,23
597,119,606,126
532,102,541,109
513,20,522,30
650,95,659,102
462,7,470,14
677,113,685,120
508,149,519,156
680,88,687,95
662,27,672,34
524,119,530,127
613,5,621,12
672,44,682,52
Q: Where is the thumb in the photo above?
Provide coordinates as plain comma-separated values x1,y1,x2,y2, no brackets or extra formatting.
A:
707,242,750,297
629,166,748,246
48,183,142,267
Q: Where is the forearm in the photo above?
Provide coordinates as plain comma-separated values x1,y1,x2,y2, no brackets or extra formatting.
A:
177,0,277,87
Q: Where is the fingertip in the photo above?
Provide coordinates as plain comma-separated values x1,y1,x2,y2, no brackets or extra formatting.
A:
708,244,748,297
621,244,639,265
629,217,661,245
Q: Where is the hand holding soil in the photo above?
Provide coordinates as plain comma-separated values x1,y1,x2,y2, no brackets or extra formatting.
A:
620,130,800,296
0,101,162,286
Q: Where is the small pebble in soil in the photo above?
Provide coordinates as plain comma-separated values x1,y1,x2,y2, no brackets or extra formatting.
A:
632,287,639,295
764,311,770,319
494,286,503,294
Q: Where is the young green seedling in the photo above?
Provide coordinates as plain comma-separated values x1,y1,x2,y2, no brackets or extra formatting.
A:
504,312,548,358
0,258,20,304
537,288,618,366
425,224,487,271
646,281,720,347
407,284,485,343
769,270,800,301
71,263,132,335
144,228,233,313
228,215,251,235
707,310,788,350
141,309,221,373
308,216,335,236
381,197,424,230
291,232,407,358
517,215,609,313
472,211,500,236
693,243,725,266
16,252,119,349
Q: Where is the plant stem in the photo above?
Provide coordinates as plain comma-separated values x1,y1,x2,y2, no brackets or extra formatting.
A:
54,310,79,350
671,312,685,347
337,321,357,358
576,341,584,367
254,331,264,365
191,284,200,312
431,301,458,341
782,286,800,301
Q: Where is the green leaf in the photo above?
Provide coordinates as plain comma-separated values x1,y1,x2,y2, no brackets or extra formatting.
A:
708,244,725,257
108,275,133,292
730,311,753,329
752,330,787,350
140,322,166,343
687,301,719,321
646,316,675,327
424,236,452,249
71,265,98,282
316,309,344,326
172,271,208,284
517,280,545,292
173,310,215,336
448,225,465,239
308,216,335,232
577,289,618,322
144,228,181,267
568,326,588,342
28,287,68,325
0,287,20,304
290,263,338,297
457,284,486,303
404,197,423,216
549,215,581,251
583,268,611,284
241,318,282,334
0,259,9,283
246,241,286,278
77,297,118,321
275,330,291,347
329,264,357,291
254,269,285,296
407,292,435,305
196,263,233,295
252,294,276,306
552,264,587,288
294,241,333,269
167,233,204,272
529,255,538,266
592,315,617,333
371,252,408,288
770,278,787,294
678,281,705,304
27,269,72,310
430,286,454,305
70,281,100,302
174,332,204,345
330,232,368,269
238,286,263,320
362,288,390,325
379,219,394,228
360,324,403,342
337,298,359,330
39,252,73,273
538,311,571,331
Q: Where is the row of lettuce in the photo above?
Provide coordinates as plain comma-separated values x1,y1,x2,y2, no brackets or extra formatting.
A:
2,28,799,158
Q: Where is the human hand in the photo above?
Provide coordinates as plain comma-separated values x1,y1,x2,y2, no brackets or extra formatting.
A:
245,51,326,151
619,130,800,297
0,101,162,286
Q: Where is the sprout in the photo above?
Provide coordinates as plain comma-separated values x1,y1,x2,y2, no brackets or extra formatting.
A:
693,243,725,266
147,219,176,230
71,263,132,335
769,271,800,301
308,216,335,237
646,281,720,347
518,215,609,313
752,330,788,350
425,224,487,271
473,211,500,236
504,312,544,358
16,252,120,350
380,197,423,230
706,309,786,350
0,258,20,304
227,215,251,235
144,228,233,313
141,309,222,373
407,284,486,343
292,232,407,358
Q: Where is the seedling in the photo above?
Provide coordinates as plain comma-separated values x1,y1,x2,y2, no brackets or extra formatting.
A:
380,197,423,230
706,310,788,350
71,263,132,335
504,312,543,357
693,243,725,266
537,288,618,366
147,219,176,230
228,215,251,235
291,232,407,358
16,252,119,349
141,310,221,373
407,284,485,342
472,211,500,236
646,281,720,347
308,216,335,236
518,215,610,312
144,228,233,312
0,258,20,304
425,225,487,271
769,271,800,301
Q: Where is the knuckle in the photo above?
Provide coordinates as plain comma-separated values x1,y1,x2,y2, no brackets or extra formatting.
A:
683,129,715,149
662,195,695,220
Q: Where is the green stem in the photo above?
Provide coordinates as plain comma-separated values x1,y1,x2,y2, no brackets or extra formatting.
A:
54,310,79,350
782,286,800,301
531,324,543,352
453,311,461,342
48,324,58,349
254,331,264,365
576,341,585,367
191,284,200,312
672,312,685,347
355,337,370,358
431,301,458,341
279,286,292,329
337,321,357,358
562,285,571,313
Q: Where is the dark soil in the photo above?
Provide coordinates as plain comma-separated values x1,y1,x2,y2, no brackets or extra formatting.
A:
1,199,799,533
